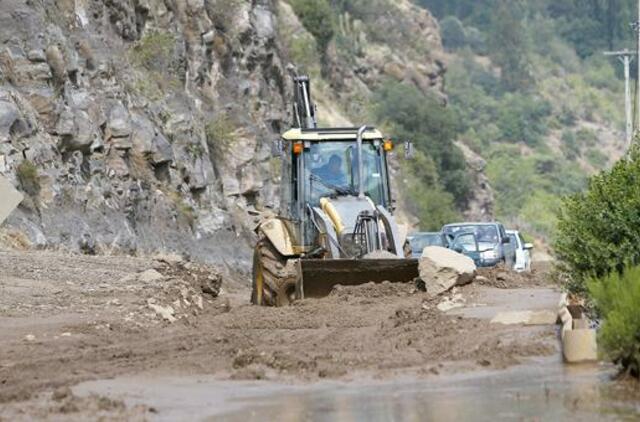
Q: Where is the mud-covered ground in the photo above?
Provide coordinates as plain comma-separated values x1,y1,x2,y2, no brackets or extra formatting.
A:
0,250,558,420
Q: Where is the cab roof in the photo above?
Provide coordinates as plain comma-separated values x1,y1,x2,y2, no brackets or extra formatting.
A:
282,127,384,141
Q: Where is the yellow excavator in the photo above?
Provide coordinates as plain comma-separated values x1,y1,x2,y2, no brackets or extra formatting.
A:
252,75,418,306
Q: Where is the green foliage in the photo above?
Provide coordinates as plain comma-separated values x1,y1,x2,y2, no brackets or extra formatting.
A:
131,31,175,71
374,82,470,206
496,93,551,146
561,130,579,160
488,1,531,91
129,30,180,100
168,191,196,228
486,146,584,237
402,152,460,230
586,148,608,168
16,160,40,197
555,149,640,293
440,16,466,50
290,0,336,53
205,114,237,155
587,265,640,377
418,0,637,59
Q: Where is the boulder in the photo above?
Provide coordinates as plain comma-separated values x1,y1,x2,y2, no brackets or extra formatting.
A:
105,103,132,139
0,99,21,142
151,133,173,164
418,246,476,297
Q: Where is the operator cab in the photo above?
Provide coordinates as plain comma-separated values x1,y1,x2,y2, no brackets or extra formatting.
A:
280,127,393,214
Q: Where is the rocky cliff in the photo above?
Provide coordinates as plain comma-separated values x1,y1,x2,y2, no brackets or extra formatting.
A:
0,0,449,265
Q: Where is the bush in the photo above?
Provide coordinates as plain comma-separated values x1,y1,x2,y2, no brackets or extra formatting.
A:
205,114,237,155
587,265,640,377
131,31,175,71
440,16,466,50
496,93,551,146
555,148,640,293
16,160,40,196
289,0,336,53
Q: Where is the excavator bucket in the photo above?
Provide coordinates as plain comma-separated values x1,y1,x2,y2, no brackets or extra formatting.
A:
298,258,420,299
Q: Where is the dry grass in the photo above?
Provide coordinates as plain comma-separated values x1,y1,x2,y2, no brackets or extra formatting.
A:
0,228,31,251
127,149,155,184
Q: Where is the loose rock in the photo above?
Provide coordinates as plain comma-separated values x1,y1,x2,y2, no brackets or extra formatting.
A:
418,246,476,297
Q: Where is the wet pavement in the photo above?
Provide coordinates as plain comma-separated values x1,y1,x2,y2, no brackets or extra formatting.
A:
75,356,639,421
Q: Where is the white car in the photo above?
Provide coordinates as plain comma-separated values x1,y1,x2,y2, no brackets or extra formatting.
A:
506,230,533,272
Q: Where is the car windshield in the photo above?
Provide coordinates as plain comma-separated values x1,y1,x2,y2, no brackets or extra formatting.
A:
444,225,499,245
304,140,387,206
452,233,478,252
410,233,444,250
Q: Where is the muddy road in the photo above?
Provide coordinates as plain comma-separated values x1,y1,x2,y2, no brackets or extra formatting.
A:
0,250,584,420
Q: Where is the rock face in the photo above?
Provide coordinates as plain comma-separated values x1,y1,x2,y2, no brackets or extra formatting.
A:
456,142,495,222
0,0,447,267
419,246,476,297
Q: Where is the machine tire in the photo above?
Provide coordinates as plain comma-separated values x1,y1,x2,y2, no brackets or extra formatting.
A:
251,238,298,306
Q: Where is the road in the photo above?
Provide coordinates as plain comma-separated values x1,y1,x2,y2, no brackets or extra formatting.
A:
1,250,637,420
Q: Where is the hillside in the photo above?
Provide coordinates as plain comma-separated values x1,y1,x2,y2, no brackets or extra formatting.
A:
419,0,630,240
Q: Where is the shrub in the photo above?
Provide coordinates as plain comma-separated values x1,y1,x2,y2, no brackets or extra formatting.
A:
16,160,40,196
555,148,640,293
205,114,237,156
585,148,608,169
440,16,466,50
131,31,175,71
496,93,551,146
587,265,640,377
289,0,336,53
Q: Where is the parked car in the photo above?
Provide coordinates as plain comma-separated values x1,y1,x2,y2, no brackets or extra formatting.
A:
441,222,516,268
506,230,533,272
407,232,447,258
447,230,485,267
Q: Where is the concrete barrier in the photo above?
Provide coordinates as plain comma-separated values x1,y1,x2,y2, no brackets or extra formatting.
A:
557,294,598,363
563,329,598,363
0,175,22,225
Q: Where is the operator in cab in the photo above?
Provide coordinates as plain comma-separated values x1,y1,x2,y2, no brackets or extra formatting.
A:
313,154,347,187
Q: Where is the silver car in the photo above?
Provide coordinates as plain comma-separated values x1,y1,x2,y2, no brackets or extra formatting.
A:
442,222,516,268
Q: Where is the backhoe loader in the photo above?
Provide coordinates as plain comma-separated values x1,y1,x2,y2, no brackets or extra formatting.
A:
252,75,418,306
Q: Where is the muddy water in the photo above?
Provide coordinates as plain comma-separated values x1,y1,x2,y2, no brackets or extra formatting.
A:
76,356,639,421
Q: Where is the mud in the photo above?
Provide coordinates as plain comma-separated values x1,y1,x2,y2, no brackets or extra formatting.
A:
0,250,558,419
475,265,551,289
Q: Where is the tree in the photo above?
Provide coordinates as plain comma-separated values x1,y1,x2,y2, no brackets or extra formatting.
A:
440,16,466,50
488,0,532,91
290,0,336,54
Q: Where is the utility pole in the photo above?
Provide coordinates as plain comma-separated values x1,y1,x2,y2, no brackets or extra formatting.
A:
637,0,640,139
604,50,636,148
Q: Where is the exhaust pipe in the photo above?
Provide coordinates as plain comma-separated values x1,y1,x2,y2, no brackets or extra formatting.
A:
357,125,367,198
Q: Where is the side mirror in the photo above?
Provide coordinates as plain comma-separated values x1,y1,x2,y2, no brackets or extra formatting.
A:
524,243,534,250
404,140,415,159
502,237,510,244
271,139,284,157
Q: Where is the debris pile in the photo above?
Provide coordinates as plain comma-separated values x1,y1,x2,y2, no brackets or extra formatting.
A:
120,253,223,324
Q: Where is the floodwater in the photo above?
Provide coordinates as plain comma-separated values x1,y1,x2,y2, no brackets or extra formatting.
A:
76,356,640,421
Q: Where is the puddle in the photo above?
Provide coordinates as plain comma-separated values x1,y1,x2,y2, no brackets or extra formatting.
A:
76,356,640,421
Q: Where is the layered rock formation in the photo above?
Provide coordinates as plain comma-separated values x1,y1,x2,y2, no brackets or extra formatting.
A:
0,0,451,265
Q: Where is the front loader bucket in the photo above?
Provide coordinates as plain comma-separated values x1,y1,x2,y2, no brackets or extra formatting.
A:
298,258,419,299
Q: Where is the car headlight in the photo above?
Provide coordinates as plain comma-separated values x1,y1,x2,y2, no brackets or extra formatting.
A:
480,249,498,260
